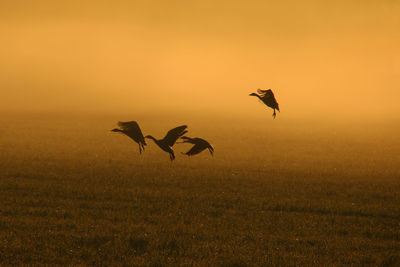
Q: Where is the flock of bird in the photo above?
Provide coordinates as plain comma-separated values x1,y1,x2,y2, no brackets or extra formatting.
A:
111,122,212,160
111,89,279,160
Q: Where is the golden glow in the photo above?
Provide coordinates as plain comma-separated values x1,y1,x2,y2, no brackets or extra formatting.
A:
1,0,399,118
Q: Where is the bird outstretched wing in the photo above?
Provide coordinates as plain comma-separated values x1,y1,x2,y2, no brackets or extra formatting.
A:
257,89,280,111
180,136,214,156
118,121,145,142
184,141,214,156
184,143,206,156
180,136,196,144
118,121,139,131
164,125,188,147
257,89,274,98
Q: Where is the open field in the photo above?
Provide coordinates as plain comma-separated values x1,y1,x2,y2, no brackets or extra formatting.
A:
0,113,399,266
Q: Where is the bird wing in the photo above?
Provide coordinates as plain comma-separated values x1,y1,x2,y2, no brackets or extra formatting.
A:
118,121,145,143
257,89,274,98
259,90,279,110
180,136,196,144
118,121,139,131
185,143,206,156
195,137,211,145
164,125,188,146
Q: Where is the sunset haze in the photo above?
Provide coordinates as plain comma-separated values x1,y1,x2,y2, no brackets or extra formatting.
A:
1,0,399,118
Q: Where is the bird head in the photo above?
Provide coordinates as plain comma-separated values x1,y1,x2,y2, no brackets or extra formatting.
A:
111,128,121,132
249,93,258,97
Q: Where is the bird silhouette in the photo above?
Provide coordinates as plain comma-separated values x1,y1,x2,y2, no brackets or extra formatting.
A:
145,125,188,161
179,136,214,156
249,89,280,118
111,121,147,154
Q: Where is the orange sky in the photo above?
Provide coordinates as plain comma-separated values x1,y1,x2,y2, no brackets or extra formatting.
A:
1,0,399,118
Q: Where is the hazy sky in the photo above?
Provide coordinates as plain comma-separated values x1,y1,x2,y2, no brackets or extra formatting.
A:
1,0,399,118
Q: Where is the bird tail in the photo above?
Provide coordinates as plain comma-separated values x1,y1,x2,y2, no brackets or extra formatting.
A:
208,146,214,156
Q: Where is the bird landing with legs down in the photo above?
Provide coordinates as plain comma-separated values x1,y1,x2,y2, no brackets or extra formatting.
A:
111,121,147,154
249,89,280,119
145,125,188,161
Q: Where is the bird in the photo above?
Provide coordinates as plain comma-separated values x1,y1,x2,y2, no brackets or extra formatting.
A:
178,136,214,157
111,121,147,154
249,89,280,118
145,125,188,161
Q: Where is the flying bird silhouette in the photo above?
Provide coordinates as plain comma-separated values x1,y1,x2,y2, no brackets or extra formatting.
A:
179,136,214,157
111,121,146,154
249,89,280,118
145,125,188,161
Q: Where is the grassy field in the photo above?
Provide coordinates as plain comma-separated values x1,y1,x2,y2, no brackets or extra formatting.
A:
0,113,399,266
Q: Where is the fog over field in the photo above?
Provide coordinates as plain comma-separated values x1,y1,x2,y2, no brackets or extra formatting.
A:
0,113,399,265
1,0,399,265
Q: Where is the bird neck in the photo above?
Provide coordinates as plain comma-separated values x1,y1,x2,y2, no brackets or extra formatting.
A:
250,93,262,100
147,136,166,148
146,135,157,142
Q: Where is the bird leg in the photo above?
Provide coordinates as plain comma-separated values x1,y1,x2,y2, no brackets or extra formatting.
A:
138,144,142,154
272,109,277,119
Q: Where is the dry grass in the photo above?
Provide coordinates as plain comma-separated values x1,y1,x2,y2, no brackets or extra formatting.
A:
0,113,399,266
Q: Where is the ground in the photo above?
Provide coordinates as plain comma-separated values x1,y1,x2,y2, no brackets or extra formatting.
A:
0,113,399,266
